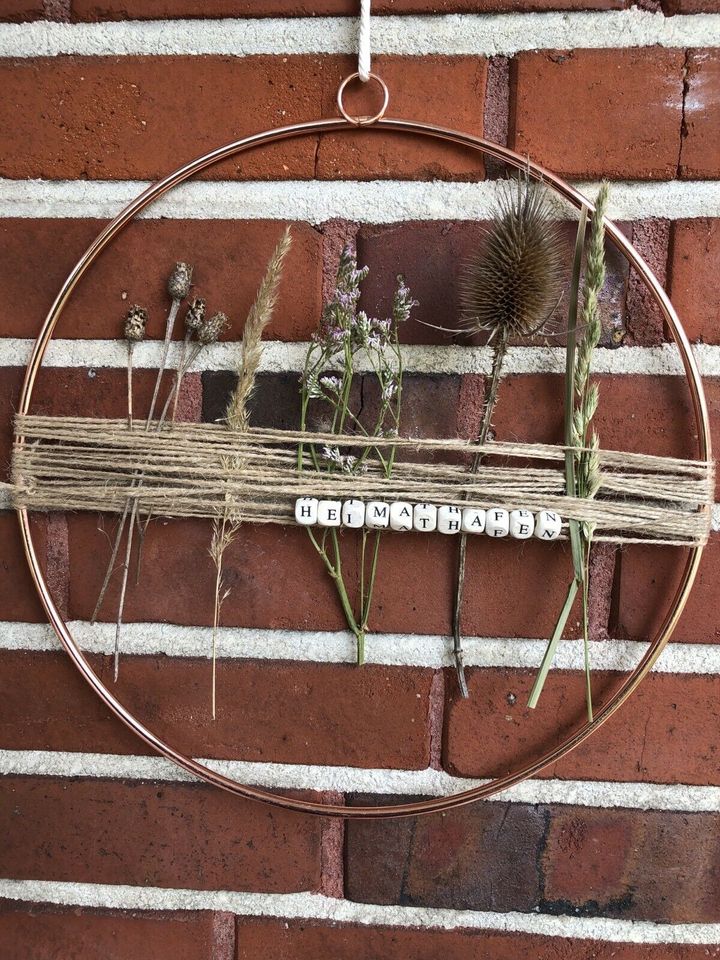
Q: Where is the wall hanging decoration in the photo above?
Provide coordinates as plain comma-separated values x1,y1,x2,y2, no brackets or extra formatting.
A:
8,1,713,819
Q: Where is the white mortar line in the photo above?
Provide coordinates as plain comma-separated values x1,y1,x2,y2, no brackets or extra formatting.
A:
1,749,718,811
1,878,718,944
2,621,718,674
0,10,719,57
2,178,720,222
3,339,719,376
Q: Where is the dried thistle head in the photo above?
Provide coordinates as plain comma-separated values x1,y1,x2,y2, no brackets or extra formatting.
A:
198,311,230,345
124,305,148,342
168,262,193,301
185,297,206,333
460,172,563,340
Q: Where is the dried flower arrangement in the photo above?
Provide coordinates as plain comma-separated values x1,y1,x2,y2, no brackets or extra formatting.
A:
298,247,417,664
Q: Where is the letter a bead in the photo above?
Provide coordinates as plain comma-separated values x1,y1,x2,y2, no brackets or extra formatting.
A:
413,503,437,532
365,501,390,529
509,509,535,539
295,497,318,526
462,507,486,534
342,499,365,528
437,505,462,534
534,510,562,540
390,501,413,531
317,500,342,527
485,507,509,538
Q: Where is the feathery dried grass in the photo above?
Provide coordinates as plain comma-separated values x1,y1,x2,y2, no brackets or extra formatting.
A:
460,171,564,339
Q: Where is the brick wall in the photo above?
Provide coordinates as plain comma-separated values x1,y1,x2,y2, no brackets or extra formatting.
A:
1,3,720,958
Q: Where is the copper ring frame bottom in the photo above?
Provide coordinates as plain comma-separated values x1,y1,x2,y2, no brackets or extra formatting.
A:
16,117,712,819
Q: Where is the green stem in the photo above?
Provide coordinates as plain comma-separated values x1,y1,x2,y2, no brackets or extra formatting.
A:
527,578,580,709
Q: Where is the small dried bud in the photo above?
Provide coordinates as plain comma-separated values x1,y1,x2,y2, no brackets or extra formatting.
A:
198,311,230,345
124,305,148,342
168,261,192,301
184,297,206,332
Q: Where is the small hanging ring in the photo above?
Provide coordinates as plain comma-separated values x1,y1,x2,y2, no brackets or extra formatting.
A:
337,71,389,126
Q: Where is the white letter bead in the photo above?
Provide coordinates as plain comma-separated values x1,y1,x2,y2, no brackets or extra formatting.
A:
510,509,535,539
390,501,414,531
437,505,462,535
413,502,437,532
342,499,365,528
535,509,562,540
295,497,318,526
365,501,390,529
485,507,510,538
317,500,342,527
462,508,486,534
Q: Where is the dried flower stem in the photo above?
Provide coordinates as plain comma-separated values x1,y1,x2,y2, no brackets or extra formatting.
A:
127,342,134,429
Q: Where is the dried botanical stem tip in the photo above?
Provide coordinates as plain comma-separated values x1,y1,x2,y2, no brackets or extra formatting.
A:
168,261,193,301
124,305,148,342
198,311,230,345
184,297,206,333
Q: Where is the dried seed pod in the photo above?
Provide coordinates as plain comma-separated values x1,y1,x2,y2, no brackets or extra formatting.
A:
198,311,230,345
124,305,148,342
184,297,206,332
460,172,563,339
167,262,193,301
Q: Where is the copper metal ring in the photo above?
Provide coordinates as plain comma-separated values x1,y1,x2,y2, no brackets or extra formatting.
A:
15,117,712,819
336,72,390,126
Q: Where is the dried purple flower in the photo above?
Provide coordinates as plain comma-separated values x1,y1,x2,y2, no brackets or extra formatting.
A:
124,305,148,343
184,297,206,332
168,262,193,301
198,311,230,345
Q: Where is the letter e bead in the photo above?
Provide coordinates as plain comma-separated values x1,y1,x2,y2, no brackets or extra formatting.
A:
413,503,437,532
485,507,509,538
365,501,390,529
437,505,462,535
510,509,535,539
342,499,365,528
390,501,413,531
535,510,562,540
317,500,342,527
295,497,318,526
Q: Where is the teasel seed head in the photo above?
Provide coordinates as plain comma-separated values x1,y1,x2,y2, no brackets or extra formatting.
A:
198,311,230,345
184,297,206,333
124,305,148,342
167,261,193,301
460,172,563,340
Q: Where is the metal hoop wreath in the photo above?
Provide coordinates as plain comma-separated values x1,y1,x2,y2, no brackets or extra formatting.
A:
15,116,712,819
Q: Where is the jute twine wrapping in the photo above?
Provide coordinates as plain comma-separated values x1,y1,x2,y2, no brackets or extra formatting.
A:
11,414,714,547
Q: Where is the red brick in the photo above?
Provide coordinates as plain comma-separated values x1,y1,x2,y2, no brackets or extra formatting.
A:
511,49,685,180
0,368,24,477
668,219,720,343
680,50,720,180
443,668,720,786
0,514,49,623
615,537,720,645
0,55,485,182
315,57,487,182
345,794,545,910
73,0,626,18
0,650,434,769
0,775,321,891
235,917,716,960
0,0,43,20
624,219,670,346
0,219,323,341
0,903,217,960
542,807,720,922
664,0,720,10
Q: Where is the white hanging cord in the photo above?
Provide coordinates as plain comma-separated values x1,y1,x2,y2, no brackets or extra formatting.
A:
358,0,371,82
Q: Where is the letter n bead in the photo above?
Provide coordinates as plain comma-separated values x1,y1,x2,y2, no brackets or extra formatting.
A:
342,499,365,528
437,505,462,535
485,507,509,538
317,500,342,527
509,509,535,539
535,510,562,540
295,497,318,526
390,502,413,531
366,501,390,529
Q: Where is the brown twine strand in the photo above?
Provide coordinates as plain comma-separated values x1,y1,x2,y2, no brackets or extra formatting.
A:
12,415,714,548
